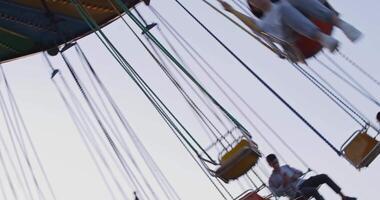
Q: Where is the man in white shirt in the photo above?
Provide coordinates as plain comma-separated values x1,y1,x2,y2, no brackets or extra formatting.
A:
266,154,356,200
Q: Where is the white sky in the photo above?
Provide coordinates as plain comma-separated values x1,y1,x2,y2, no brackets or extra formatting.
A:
0,0,379,200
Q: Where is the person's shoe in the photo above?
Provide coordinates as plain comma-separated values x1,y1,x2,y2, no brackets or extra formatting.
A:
339,21,362,42
342,196,357,200
143,0,150,5
320,34,339,52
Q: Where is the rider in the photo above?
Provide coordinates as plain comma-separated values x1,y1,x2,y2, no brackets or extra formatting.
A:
266,154,357,200
219,0,362,52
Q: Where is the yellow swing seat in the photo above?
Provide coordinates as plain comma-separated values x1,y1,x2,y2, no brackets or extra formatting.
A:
215,139,261,183
341,129,380,169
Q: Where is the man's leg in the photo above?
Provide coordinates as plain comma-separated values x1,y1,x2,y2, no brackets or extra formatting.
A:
280,2,320,40
287,0,336,23
287,0,361,41
280,3,339,52
300,174,357,200
300,174,341,193
298,187,324,200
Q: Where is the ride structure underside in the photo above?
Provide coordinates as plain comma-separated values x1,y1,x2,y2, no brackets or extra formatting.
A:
0,0,146,63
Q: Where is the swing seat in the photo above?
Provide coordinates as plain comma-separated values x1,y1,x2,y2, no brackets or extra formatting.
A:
215,139,261,183
239,191,266,200
280,18,333,63
294,19,333,60
257,17,334,63
248,2,334,63
342,131,380,169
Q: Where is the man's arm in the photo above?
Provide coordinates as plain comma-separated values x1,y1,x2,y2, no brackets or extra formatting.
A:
268,176,288,197
218,0,262,33
269,183,287,196
280,165,303,188
288,165,303,181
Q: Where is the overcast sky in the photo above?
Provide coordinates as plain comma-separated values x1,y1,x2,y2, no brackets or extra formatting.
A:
1,0,379,199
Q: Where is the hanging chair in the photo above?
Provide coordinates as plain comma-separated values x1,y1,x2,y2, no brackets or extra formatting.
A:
199,127,262,183
294,19,333,59
263,18,333,63
340,125,380,169
248,1,334,63
215,138,261,183
235,186,272,200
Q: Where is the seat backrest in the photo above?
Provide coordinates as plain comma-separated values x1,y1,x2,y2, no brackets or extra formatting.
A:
215,139,260,182
220,139,251,164
343,132,379,167
294,19,333,59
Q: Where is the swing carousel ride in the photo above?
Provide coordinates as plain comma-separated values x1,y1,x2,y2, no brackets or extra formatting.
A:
0,0,379,199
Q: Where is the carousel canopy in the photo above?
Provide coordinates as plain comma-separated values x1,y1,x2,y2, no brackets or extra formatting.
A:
0,0,144,63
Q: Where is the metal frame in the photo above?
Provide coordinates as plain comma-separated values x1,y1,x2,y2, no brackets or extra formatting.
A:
258,32,306,64
198,126,262,182
340,124,380,169
234,185,274,200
